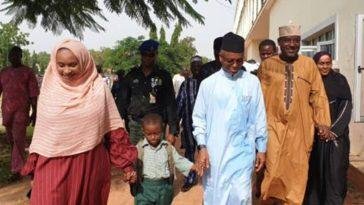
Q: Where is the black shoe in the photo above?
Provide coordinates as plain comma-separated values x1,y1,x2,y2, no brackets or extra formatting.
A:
181,171,197,192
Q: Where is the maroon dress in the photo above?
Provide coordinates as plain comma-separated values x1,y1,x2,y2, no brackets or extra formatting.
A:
21,128,137,205
0,65,39,173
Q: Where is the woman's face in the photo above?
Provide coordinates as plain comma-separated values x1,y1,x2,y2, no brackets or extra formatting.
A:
317,55,332,76
56,48,82,83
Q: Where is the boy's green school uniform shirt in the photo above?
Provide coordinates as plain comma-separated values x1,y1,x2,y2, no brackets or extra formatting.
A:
140,139,193,179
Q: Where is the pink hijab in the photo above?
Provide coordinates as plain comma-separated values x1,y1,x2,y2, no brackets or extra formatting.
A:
29,39,124,157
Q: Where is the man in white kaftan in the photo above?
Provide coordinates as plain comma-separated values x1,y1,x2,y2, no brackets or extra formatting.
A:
193,32,267,205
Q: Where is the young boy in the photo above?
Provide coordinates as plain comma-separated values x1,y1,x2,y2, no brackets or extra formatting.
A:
132,113,199,205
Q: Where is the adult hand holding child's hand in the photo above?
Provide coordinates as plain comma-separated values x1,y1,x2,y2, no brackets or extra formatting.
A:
123,170,137,183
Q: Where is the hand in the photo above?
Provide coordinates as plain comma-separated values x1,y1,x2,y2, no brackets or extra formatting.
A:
29,112,36,126
197,148,210,176
166,133,176,145
316,125,330,140
255,152,266,172
327,131,337,141
190,163,203,177
122,170,137,183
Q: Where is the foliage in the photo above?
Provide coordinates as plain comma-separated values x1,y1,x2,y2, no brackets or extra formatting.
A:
90,49,105,66
170,23,182,47
159,24,197,74
149,27,158,41
159,27,167,45
0,126,33,186
15,51,51,74
98,24,199,75
0,0,233,38
34,52,50,74
0,22,30,68
102,36,145,73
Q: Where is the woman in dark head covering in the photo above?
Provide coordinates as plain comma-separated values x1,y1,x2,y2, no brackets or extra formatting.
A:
305,51,352,205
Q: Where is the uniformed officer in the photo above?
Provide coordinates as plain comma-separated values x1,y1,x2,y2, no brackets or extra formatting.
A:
117,39,179,145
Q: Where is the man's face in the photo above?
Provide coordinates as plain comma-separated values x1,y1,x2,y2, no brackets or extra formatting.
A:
141,51,157,67
278,36,301,58
190,61,202,76
219,51,244,75
259,45,276,61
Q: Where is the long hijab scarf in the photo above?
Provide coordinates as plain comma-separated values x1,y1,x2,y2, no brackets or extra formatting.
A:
29,39,124,157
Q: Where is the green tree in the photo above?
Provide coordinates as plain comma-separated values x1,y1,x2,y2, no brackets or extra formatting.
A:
159,27,167,45
149,27,158,40
170,23,182,47
1,0,233,38
90,49,104,66
0,22,30,68
103,36,145,73
34,51,50,74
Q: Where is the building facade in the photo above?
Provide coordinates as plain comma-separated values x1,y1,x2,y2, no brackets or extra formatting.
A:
234,0,364,161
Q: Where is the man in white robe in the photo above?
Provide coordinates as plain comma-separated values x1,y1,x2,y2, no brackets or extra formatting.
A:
193,32,267,205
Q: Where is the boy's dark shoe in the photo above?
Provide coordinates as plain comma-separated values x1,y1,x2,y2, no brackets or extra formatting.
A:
181,171,197,192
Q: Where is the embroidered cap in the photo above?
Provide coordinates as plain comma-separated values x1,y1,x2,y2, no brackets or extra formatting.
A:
279,21,301,37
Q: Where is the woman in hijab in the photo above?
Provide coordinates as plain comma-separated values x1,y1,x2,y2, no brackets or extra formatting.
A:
305,51,352,205
21,40,137,205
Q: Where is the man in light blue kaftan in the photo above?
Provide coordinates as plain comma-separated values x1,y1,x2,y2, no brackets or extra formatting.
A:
193,32,267,205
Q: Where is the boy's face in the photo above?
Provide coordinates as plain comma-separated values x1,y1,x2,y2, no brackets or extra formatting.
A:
143,123,162,147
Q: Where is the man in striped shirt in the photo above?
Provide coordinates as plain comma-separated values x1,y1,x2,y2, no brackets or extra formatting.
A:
176,55,203,191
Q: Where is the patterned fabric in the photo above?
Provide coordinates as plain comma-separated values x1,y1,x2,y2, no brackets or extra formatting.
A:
258,55,330,204
0,66,39,125
5,121,27,173
284,64,294,110
30,40,124,157
0,65,39,173
140,139,192,179
176,77,198,161
120,66,179,135
128,119,144,145
21,128,137,205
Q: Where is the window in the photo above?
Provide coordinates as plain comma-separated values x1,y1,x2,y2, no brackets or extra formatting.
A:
302,24,336,59
300,46,318,58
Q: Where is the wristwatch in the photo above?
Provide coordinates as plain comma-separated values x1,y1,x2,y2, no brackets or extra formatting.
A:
197,144,207,150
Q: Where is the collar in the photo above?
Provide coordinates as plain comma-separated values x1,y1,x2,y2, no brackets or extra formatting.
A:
220,67,244,80
142,138,168,150
138,65,159,76
279,54,299,64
